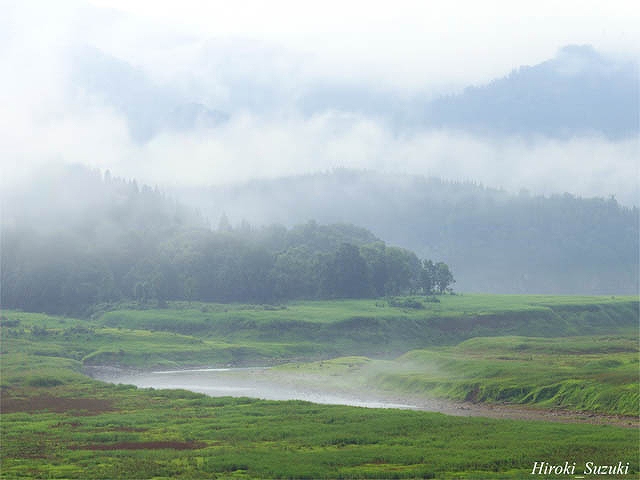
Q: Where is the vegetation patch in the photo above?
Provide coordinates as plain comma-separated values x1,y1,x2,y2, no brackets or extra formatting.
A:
69,441,207,451
368,335,640,415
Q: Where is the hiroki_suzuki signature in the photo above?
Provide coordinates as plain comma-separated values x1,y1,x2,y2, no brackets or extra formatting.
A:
531,461,631,475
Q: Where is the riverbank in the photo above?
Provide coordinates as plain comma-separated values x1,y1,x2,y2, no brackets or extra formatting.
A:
85,364,639,428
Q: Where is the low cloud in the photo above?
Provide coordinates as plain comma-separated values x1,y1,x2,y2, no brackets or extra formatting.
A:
1,3,637,207
4,100,637,207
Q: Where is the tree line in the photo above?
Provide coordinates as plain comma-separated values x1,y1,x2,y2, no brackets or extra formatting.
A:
200,169,639,294
1,167,454,314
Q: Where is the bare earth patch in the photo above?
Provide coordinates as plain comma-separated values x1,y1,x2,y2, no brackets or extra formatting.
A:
1,394,113,414
405,396,640,428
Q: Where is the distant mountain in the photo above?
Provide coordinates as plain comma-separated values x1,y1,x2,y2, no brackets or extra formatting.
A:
70,44,637,141
70,46,229,141
419,45,639,139
297,45,638,139
176,169,639,295
162,102,229,132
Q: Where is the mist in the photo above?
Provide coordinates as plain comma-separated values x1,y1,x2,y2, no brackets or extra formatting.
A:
2,1,638,207
2,6,639,478
3,107,637,206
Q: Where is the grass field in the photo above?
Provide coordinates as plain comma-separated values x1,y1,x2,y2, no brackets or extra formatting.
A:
274,335,639,415
92,295,638,364
98,294,637,329
1,295,638,478
2,376,638,479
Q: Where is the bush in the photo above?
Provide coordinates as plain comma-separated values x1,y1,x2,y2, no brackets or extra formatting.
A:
387,297,425,309
27,377,64,387
0,317,20,327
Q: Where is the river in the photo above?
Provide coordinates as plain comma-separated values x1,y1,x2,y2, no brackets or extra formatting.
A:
85,366,418,409
85,366,638,427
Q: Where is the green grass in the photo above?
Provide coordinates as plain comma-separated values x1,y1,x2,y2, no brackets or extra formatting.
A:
94,295,638,360
278,335,639,416
361,336,640,416
1,296,638,478
100,294,637,327
2,379,638,479
3,295,637,370
1,311,325,369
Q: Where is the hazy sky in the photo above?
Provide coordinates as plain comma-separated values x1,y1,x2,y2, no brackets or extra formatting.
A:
2,0,639,204
65,0,640,88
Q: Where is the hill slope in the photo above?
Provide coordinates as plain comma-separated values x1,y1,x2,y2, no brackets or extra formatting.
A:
420,45,638,139
178,169,639,294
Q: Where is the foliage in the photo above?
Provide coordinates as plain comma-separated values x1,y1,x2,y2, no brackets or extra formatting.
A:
201,169,640,294
387,297,425,309
1,167,455,314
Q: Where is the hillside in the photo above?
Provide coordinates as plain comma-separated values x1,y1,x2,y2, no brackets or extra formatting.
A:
177,169,639,294
1,166,450,314
420,45,638,139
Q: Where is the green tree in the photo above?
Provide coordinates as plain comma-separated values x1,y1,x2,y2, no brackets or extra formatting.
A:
384,246,421,295
272,246,319,300
359,243,388,297
434,262,455,294
420,260,436,295
321,243,372,298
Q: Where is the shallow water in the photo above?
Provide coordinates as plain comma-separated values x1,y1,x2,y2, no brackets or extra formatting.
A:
85,366,639,427
86,366,418,409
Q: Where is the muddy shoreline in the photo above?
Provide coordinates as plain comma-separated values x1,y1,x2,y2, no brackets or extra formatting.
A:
84,365,638,428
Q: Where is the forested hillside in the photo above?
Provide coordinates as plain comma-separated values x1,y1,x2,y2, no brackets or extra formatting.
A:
1,166,451,314
420,45,638,139
178,169,639,294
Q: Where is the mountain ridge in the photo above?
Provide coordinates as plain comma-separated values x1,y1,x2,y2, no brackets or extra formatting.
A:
419,45,639,138
69,43,638,140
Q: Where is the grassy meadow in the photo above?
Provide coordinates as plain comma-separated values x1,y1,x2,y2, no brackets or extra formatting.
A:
1,295,638,478
278,335,639,415
2,381,638,479
91,294,637,365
